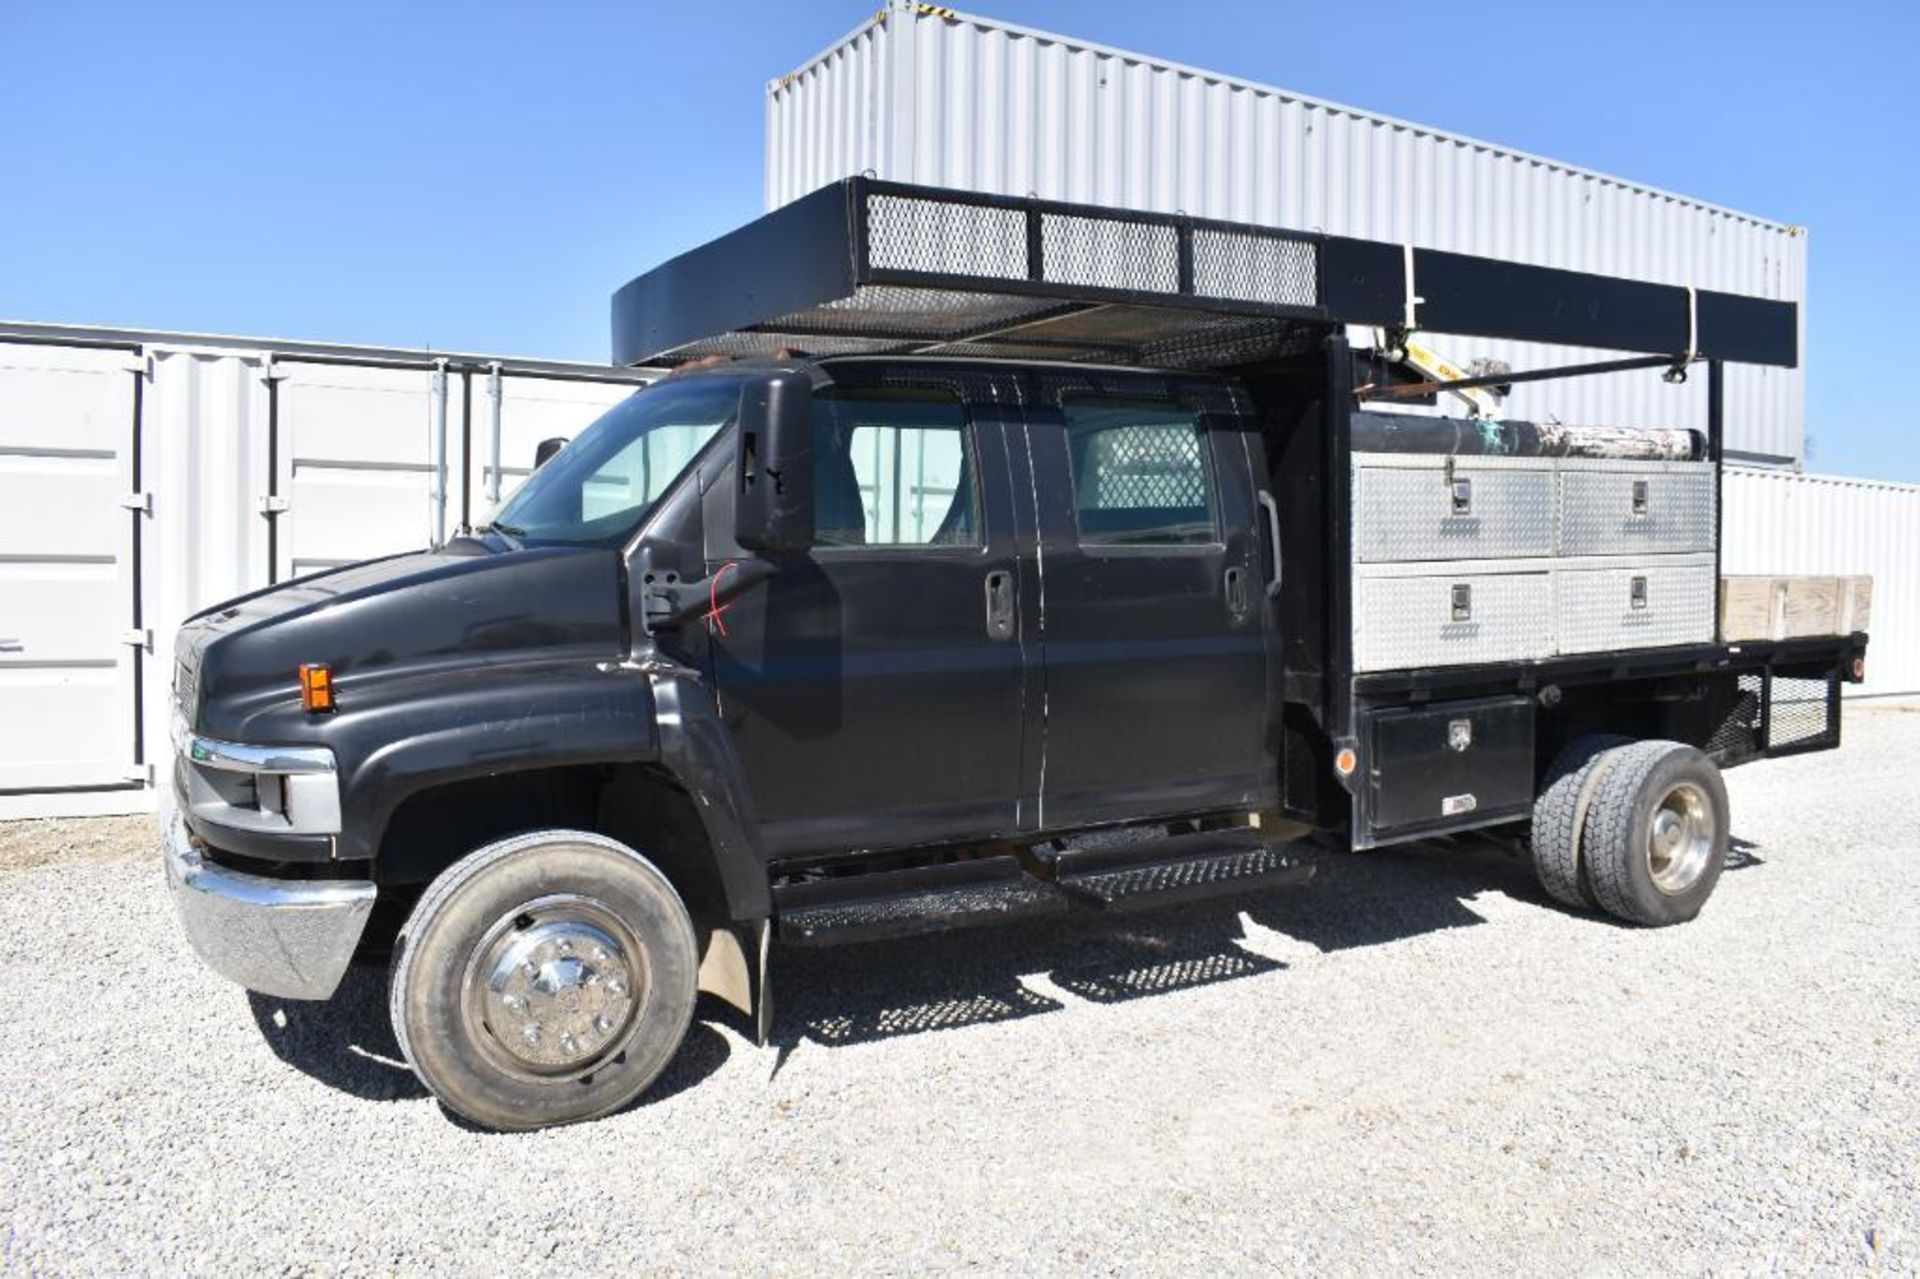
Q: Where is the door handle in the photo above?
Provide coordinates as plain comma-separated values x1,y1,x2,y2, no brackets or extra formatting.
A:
983,570,1015,641
1224,566,1249,621
1255,491,1284,598
0,638,21,654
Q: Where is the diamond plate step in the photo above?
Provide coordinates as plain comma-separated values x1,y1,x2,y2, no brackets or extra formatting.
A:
773,855,1068,947
1051,829,1317,911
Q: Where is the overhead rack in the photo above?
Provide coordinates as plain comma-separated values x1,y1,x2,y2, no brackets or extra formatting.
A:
611,178,1798,373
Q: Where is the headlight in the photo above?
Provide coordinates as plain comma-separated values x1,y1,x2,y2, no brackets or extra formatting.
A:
180,736,341,837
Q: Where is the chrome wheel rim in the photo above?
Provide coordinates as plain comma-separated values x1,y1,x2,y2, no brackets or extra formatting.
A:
1646,782,1714,895
461,894,647,1082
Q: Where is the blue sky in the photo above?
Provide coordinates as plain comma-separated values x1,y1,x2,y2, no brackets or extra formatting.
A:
2,1,1913,480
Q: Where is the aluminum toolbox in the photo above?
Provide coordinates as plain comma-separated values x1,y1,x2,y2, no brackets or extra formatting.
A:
1553,554,1717,654
1352,453,1555,563
1557,458,1715,557
1354,561,1554,671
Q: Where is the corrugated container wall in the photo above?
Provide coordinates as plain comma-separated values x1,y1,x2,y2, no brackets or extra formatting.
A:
767,2,1806,465
0,325,649,820
1723,468,1920,699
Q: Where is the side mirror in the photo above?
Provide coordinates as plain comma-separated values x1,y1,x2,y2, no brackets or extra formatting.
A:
533,436,569,469
734,371,814,554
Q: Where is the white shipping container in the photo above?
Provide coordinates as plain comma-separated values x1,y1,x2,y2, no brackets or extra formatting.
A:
1723,467,1920,700
0,323,650,820
767,1,1807,465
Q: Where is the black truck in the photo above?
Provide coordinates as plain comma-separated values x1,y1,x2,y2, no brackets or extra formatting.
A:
164,181,1866,1129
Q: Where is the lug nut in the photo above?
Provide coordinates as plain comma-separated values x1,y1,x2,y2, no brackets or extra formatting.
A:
521,960,538,978
522,1026,542,1045
556,939,572,955
595,1015,613,1034
606,980,626,997
503,995,525,1014
560,1035,578,1055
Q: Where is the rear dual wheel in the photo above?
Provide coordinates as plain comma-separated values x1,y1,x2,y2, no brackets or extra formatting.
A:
1531,738,1729,927
390,830,699,1131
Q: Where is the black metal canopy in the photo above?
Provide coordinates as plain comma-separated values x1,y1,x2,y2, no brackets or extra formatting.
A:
611,178,1798,373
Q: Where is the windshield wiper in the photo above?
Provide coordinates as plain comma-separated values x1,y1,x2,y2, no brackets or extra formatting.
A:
486,520,527,549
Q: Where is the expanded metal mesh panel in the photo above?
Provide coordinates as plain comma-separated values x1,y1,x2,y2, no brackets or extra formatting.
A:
1558,460,1716,556
1138,315,1321,369
922,340,1115,362
1706,672,1765,759
1081,424,1206,509
1768,675,1838,752
867,194,1029,278
1191,227,1318,306
661,282,1328,367
1061,845,1309,907
1040,213,1179,293
770,287,1069,338
1354,568,1553,672
1353,458,1555,562
1552,561,1715,654
660,332,903,361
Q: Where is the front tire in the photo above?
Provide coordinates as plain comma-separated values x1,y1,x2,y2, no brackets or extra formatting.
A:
389,829,699,1131
1580,741,1729,927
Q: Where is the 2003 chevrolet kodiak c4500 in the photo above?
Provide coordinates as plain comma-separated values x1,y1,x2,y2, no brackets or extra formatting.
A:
163,182,1868,1129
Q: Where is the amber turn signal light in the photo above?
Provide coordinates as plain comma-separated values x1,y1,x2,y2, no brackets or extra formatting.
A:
1334,747,1358,777
298,663,334,713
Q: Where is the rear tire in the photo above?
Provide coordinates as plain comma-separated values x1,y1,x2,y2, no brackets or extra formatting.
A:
1530,734,1631,910
390,829,699,1131
1581,741,1729,927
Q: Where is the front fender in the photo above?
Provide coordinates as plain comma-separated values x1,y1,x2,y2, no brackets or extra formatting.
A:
646,665,772,921
327,662,660,862
327,659,772,923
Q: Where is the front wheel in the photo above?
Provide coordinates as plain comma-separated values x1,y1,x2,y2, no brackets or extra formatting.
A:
389,829,699,1131
1580,741,1730,927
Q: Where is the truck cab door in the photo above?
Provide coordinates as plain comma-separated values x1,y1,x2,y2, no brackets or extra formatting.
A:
1022,373,1275,829
707,374,1032,860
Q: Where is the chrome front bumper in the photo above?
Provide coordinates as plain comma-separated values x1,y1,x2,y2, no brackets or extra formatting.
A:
162,811,376,1001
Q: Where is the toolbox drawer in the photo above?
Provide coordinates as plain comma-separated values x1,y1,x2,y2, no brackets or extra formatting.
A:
1557,460,1715,556
1354,565,1553,672
1364,695,1535,836
1553,558,1716,654
1353,455,1556,562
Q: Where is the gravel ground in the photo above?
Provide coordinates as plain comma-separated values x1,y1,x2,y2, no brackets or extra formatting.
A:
3,709,1917,1274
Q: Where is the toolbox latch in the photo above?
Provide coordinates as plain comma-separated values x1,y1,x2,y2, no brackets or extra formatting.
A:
1450,583,1472,621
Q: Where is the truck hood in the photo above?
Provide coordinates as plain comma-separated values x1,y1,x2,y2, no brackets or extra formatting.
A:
176,543,628,734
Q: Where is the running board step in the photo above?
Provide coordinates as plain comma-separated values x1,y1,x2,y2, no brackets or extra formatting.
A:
1049,829,1317,911
773,855,1068,947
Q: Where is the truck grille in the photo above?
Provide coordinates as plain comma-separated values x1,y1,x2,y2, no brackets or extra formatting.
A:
173,630,206,718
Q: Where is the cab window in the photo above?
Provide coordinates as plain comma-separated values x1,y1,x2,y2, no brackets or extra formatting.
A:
813,389,980,548
1063,399,1219,546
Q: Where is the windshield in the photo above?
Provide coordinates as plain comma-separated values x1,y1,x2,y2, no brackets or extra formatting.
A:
488,377,737,547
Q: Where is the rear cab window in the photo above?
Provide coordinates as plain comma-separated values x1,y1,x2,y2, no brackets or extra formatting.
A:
1062,399,1220,547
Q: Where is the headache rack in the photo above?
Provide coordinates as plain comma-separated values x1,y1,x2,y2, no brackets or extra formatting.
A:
611,177,1797,375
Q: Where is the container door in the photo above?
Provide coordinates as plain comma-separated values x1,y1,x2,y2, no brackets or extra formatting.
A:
271,361,450,580
0,342,143,791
